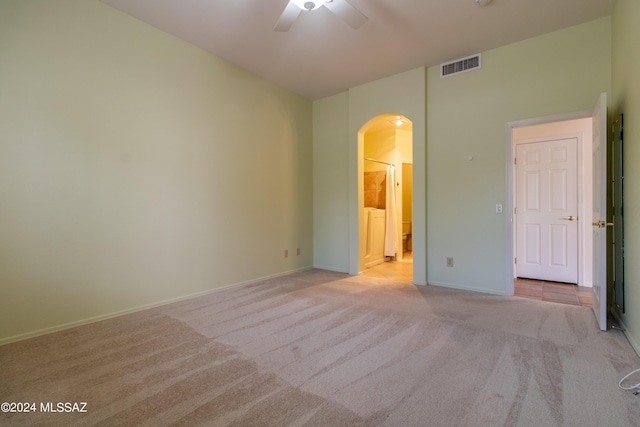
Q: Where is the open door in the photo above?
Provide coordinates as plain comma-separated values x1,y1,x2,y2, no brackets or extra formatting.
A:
592,92,608,331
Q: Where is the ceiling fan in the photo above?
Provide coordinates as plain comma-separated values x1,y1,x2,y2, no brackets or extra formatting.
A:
274,0,368,32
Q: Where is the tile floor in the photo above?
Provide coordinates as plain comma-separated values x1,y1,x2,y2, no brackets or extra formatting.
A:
362,254,593,308
361,252,413,283
514,278,593,307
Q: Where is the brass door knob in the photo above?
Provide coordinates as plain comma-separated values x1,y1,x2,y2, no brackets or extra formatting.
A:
592,221,614,228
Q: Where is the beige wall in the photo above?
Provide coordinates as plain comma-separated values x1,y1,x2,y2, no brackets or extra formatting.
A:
427,18,611,294
364,129,396,172
350,68,427,279
0,0,313,343
2,0,633,351
612,0,640,352
312,93,350,272
397,130,412,164
313,71,427,277
314,20,611,291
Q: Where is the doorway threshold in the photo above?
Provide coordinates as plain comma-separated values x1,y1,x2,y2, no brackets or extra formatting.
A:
514,278,592,307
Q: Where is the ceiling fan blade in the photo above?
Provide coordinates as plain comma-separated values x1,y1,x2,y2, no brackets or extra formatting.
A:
324,0,367,30
274,2,301,32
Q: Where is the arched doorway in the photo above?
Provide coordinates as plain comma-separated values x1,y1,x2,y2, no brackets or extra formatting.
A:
358,114,413,281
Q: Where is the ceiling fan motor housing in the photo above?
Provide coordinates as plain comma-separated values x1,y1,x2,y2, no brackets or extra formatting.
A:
277,0,364,32
291,0,329,11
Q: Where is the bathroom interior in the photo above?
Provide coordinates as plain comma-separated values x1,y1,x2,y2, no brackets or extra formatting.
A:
361,114,413,280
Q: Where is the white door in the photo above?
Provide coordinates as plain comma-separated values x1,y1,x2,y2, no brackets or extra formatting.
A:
592,92,608,331
516,138,578,283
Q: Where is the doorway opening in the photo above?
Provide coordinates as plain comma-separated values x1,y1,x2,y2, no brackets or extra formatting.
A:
506,95,609,329
507,113,594,303
358,114,413,282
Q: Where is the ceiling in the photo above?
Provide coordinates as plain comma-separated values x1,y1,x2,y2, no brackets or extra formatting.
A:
99,0,615,101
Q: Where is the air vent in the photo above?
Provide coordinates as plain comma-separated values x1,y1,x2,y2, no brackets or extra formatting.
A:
440,54,482,78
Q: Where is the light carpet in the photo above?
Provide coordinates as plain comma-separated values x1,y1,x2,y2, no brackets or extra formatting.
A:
1,269,639,426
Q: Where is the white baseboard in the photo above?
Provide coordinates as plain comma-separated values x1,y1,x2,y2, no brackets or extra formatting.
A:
312,264,349,274
427,281,507,296
0,266,312,346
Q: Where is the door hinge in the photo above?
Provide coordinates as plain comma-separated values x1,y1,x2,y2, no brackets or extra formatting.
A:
514,157,517,165
514,207,517,214
514,257,517,264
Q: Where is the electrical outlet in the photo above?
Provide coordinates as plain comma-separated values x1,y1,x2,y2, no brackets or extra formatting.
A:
495,204,503,214
297,248,300,256
446,257,454,267
284,250,288,258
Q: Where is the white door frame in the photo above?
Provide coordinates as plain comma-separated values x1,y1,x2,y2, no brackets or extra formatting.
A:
504,110,592,295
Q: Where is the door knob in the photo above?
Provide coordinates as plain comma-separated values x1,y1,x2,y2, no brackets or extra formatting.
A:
592,220,614,228
562,215,576,221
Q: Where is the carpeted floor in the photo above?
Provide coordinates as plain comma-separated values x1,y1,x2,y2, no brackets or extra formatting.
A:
1,269,639,426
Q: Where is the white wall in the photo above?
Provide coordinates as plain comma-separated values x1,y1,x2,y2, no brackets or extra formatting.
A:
0,0,313,343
